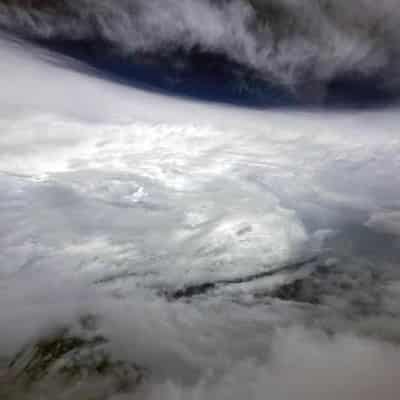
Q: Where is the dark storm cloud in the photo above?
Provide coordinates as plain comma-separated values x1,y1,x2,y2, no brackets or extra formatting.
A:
1,0,400,94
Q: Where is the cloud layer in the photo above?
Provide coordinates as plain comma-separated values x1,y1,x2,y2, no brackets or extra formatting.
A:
0,33,400,399
1,0,400,99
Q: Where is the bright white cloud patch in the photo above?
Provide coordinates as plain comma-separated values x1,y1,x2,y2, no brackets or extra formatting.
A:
0,35,400,399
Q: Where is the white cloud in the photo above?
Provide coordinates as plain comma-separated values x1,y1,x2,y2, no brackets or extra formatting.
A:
1,33,400,399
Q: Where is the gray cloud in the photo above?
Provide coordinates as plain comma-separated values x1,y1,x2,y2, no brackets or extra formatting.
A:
1,0,400,91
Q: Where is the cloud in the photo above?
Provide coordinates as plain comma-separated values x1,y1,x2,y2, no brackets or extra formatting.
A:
366,211,400,236
141,328,400,400
1,32,400,399
1,0,400,92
